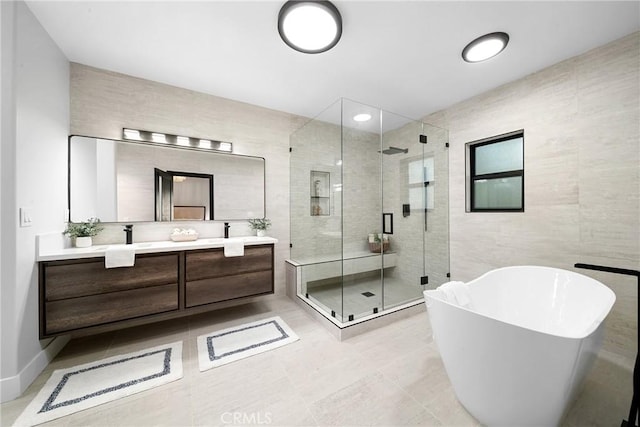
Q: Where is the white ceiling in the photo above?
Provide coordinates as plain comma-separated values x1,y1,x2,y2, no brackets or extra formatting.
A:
25,1,640,121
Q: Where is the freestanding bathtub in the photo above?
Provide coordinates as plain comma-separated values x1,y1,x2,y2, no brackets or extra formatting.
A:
424,265,616,427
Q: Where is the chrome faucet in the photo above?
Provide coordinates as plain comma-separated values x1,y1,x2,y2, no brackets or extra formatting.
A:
224,222,230,239
124,224,133,244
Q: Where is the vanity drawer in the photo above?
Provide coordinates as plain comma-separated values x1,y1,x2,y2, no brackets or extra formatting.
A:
185,245,273,281
45,283,178,335
185,270,273,308
42,253,179,301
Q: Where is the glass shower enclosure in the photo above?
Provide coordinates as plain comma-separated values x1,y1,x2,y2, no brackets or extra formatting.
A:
290,98,449,324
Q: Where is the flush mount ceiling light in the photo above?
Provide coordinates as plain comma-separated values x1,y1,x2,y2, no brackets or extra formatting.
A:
122,128,233,153
278,1,342,54
462,32,509,63
353,113,371,122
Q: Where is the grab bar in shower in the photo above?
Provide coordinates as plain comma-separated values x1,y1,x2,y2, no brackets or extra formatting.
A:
574,263,639,427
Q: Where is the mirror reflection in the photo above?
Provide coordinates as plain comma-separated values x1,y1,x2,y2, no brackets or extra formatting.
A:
69,136,265,222
154,169,214,221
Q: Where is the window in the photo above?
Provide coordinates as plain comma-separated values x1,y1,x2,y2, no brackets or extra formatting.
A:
467,131,524,212
407,156,434,211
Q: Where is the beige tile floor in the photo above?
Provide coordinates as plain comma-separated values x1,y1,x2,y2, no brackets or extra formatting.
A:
1,295,633,427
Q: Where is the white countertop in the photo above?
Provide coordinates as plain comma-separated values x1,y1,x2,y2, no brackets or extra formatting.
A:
37,235,278,262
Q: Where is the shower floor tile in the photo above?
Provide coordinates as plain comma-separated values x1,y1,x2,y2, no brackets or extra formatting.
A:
307,276,423,321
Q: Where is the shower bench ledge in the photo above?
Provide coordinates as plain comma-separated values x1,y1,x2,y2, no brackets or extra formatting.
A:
287,251,397,283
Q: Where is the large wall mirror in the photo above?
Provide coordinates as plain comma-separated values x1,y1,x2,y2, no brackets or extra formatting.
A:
69,135,265,222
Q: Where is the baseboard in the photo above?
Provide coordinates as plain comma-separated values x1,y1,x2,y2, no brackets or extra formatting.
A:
0,335,70,403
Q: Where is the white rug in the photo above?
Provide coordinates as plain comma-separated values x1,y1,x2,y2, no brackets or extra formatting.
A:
197,316,299,371
13,341,183,427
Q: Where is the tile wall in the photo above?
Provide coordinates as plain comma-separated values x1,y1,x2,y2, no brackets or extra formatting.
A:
425,32,639,361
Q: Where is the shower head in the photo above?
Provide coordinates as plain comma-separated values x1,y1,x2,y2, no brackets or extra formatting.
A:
380,146,408,155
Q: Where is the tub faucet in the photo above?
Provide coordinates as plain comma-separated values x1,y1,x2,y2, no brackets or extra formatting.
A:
124,224,133,244
224,222,230,239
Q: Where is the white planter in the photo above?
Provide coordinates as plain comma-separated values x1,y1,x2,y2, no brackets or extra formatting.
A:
256,230,266,237
75,236,92,248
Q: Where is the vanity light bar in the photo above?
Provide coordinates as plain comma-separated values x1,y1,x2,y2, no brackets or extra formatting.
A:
122,128,233,153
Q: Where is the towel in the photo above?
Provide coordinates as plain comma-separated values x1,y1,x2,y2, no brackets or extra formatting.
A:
437,281,472,308
224,240,244,257
105,246,136,268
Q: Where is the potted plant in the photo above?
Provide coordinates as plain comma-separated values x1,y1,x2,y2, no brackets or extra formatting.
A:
63,217,104,247
248,218,271,237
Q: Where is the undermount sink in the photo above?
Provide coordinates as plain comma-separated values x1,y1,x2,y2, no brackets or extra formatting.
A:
97,242,158,250
206,237,250,244
206,238,227,244
135,242,154,248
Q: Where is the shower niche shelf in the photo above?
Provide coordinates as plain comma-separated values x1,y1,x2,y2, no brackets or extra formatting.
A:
310,170,330,216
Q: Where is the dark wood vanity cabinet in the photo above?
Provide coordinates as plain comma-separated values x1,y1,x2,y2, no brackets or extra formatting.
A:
39,244,275,338
40,253,179,336
185,245,274,307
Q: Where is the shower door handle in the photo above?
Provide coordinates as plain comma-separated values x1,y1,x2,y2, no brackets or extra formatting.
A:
383,213,393,234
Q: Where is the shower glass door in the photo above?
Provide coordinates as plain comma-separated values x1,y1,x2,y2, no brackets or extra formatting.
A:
381,118,450,310
380,114,427,310
340,101,449,321
341,100,384,321
420,123,450,293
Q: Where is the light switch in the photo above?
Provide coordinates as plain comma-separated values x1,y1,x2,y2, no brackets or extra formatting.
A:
20,207,33,227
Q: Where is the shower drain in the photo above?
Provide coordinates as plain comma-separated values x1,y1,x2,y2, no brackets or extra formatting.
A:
361,291,375,297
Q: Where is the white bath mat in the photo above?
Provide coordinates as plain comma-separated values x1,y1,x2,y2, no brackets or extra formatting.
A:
197,316,299,371
13,341,183,427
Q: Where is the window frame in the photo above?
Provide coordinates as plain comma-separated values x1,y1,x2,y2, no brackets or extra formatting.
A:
467,130,524,212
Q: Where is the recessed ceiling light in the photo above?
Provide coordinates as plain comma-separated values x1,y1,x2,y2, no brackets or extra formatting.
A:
278,1,342,54
462,32,509,63
353,113,372,122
